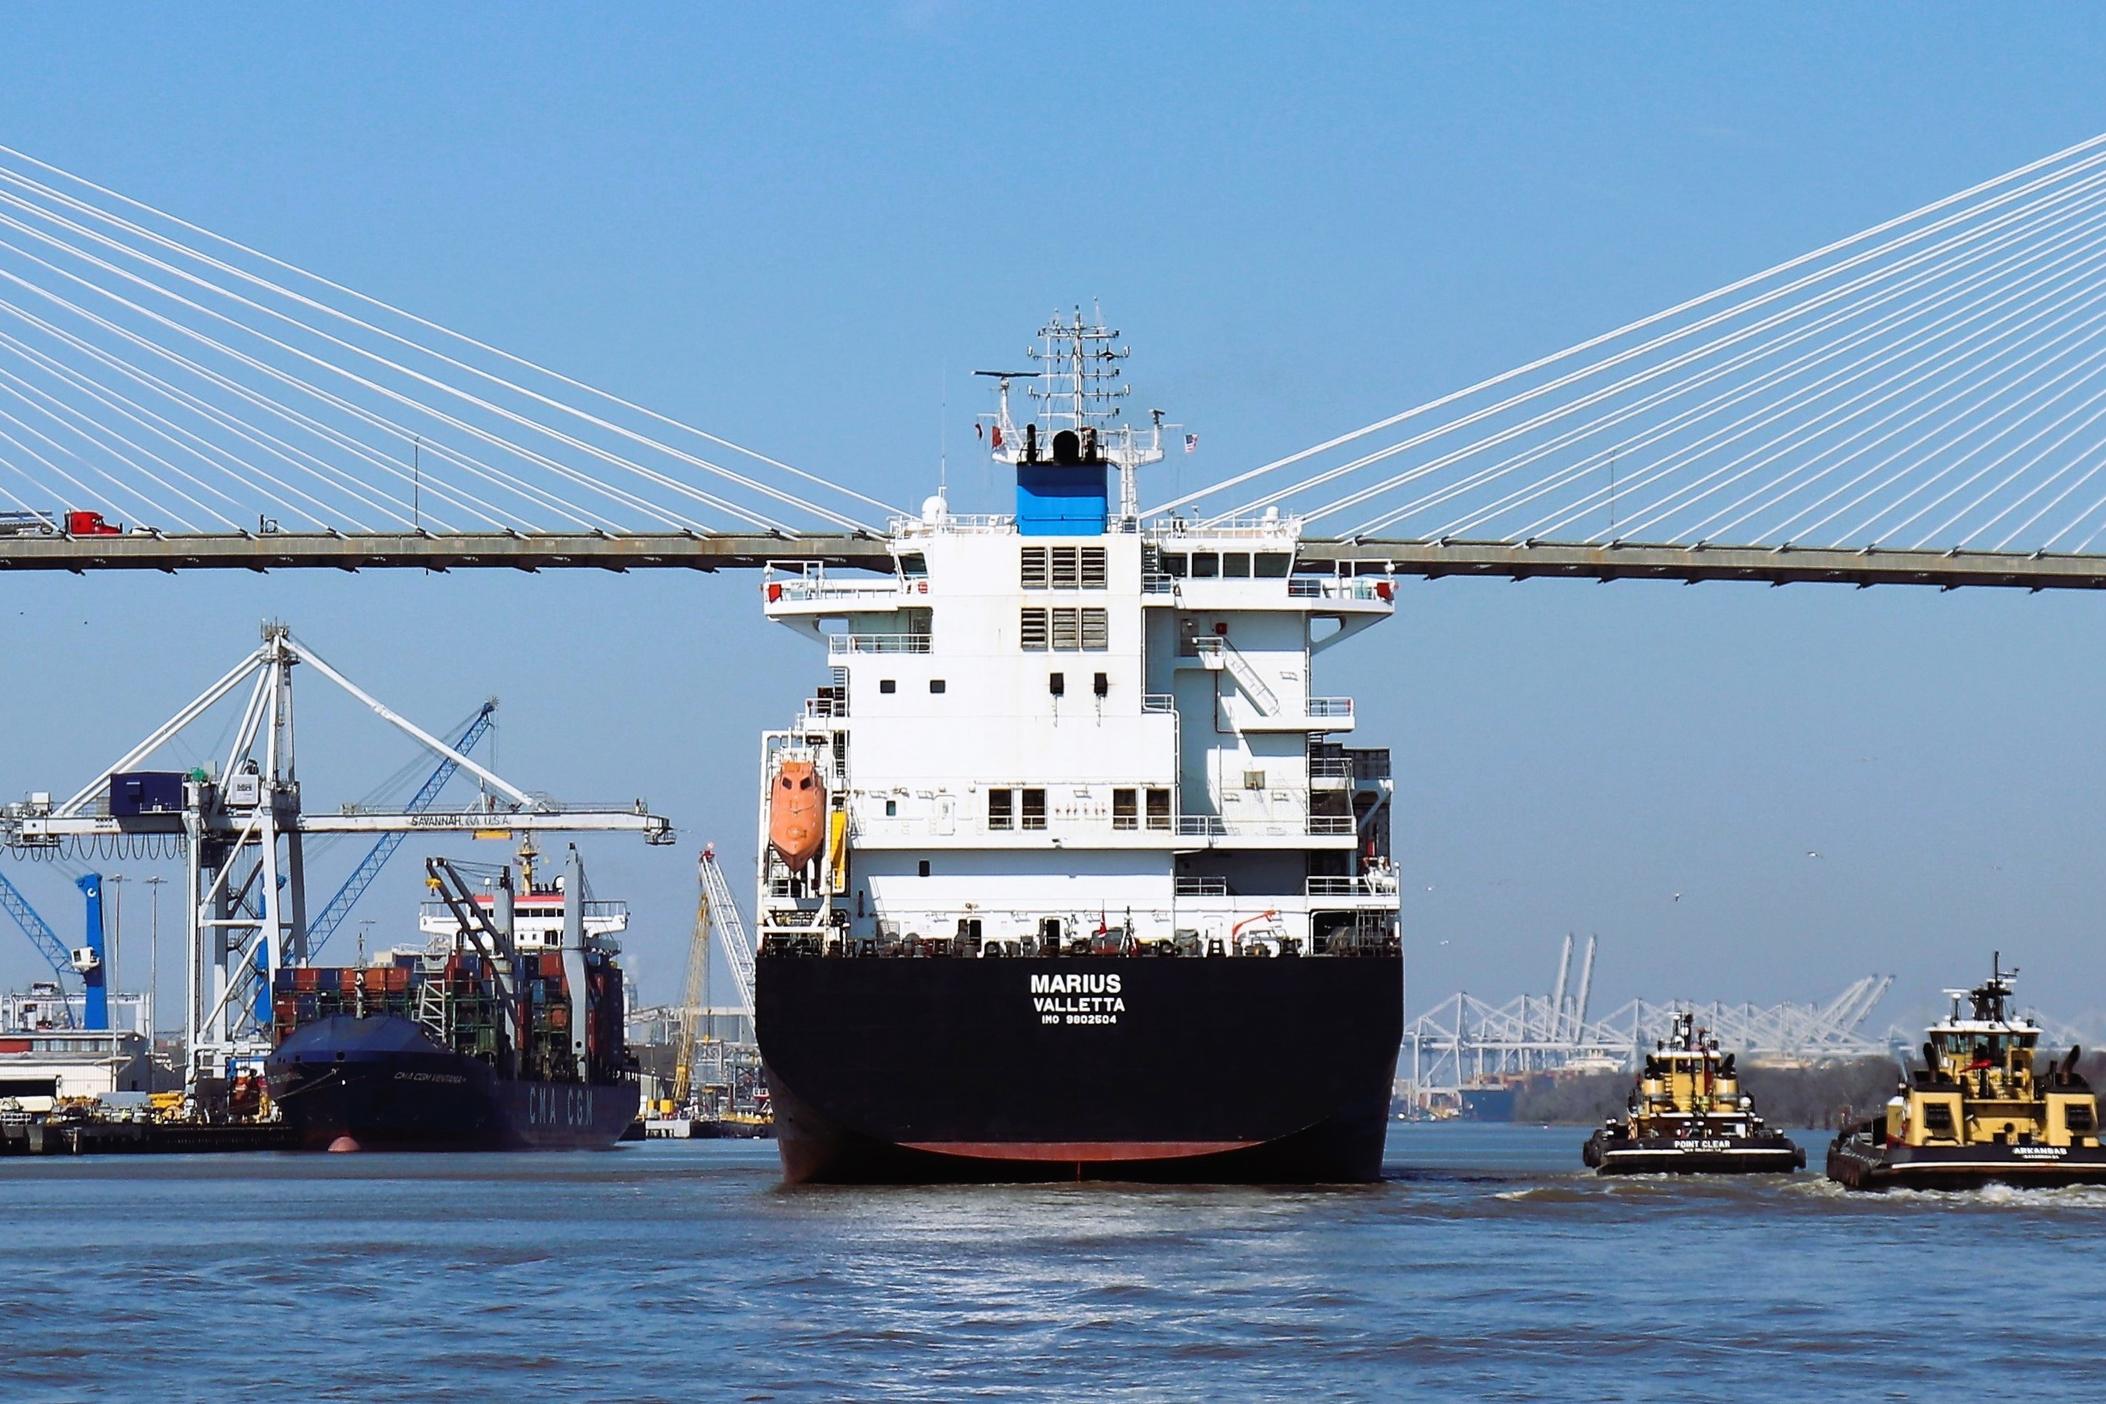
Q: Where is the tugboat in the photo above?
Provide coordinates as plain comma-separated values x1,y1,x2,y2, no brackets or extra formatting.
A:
1826,955,2104,1191
1582,1012,1804,1174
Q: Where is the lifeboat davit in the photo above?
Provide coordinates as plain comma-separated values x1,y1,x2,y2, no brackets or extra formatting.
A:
770,759,827,869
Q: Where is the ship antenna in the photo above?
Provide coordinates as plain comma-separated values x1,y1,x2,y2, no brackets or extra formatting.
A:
938,367,948,505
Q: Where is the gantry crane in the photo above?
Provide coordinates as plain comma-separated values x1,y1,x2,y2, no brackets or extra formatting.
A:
305,700,498,957
1,622,672,1097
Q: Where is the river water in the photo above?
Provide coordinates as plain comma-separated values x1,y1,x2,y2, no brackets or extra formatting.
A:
2,1125,2093,1401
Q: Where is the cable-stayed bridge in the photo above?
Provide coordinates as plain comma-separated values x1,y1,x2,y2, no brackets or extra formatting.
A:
5,137,2106,587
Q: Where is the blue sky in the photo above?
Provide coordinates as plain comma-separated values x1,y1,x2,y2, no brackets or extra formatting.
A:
2,4,2104,1032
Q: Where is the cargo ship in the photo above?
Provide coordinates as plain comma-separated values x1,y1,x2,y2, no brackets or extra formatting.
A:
1582,1012,1803,1174
263,842,638,1150
1827,956,2104,1190
752,312,1404,1183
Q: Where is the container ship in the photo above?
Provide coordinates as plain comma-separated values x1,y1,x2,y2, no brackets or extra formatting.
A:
1582,1012,1803,1174
1827,956,2104,1190
752,312,1404,1184
264,841,638,1150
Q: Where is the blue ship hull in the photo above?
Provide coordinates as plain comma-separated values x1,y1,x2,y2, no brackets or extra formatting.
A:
265,1014,637,1151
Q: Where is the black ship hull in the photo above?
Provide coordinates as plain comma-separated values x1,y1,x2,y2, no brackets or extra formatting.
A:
265,1015,637,1151
1826,1132,2106,1191
1584,1129,1804,1175
757,952,1401,1184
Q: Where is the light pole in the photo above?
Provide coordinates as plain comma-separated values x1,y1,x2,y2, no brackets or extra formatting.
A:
104,875,123,1025
143,875,164,1044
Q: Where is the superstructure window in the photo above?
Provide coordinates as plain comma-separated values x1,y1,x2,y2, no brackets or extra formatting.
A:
1112,788,1137,831
929,679,946,694
1161,552,1189,578
1223,553,1251,579
879,679,897,694
988,788,1013,830
1021,788,1047,831
1255,553,1292,578
1191,552,1219,578
1146,787,1171,830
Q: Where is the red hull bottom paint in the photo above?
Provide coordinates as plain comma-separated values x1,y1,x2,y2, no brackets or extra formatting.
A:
901,1140,1260,1161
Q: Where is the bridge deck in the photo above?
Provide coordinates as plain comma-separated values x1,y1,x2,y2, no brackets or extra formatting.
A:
2,530,2103,590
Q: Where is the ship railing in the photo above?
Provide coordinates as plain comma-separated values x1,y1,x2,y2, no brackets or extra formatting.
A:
888,513,1015,536
417,898,629,925
1144,514,1304,541
766,575,910,604
1306,875,1398,897
826,632,933,655
1308,756,1354,779
1287,577,1394,602
1175,814,1356,838
1174,876,1231,896
1141,693,1177,713
1308,697,1354,718
1141,572,1176,594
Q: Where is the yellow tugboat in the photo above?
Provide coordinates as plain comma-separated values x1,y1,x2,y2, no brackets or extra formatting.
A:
1827,955,2102,1191
1582,1012,1804,1174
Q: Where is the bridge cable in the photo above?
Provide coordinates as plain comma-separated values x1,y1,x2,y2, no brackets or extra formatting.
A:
1394,180,2106,541
1303,160,2106,531
1145,130,2106,517
1382,180,2106,537
0,151,904,529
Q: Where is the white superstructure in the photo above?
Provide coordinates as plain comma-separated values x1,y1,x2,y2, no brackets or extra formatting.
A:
755,312,1400,960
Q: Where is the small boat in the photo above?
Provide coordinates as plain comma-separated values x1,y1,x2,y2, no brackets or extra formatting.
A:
1582,1012,1804,1174
1826,955,2104,1191
768,755,826,870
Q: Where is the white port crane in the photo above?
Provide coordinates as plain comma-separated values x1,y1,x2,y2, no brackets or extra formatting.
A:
0,620,674,1100
698,844,756,1021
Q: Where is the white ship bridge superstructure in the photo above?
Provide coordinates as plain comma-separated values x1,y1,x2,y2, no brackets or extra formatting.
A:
755,312,1399,961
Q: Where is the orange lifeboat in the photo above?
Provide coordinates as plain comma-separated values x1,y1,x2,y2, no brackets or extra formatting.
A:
769,759,826,869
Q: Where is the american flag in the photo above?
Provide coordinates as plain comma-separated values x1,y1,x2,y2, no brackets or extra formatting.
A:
1184,433,1198,454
